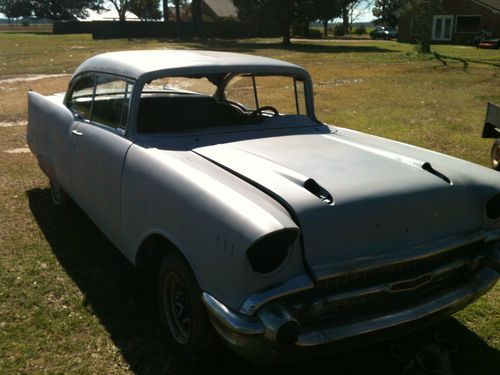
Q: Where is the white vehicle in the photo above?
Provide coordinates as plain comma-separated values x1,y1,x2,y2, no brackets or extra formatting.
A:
28,50,499,363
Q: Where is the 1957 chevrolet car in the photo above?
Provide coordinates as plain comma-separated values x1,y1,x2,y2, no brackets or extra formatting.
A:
27,50,499,363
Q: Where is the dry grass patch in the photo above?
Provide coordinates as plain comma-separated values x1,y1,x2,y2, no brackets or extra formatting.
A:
0,76,70,122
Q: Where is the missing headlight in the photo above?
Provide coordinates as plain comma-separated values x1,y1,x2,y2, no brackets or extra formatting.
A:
247,229,299,274
486,193,500,219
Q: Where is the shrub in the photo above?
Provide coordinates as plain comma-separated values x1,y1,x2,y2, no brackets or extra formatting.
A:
308,29,322,39
354,25,366,35
334,24,347,36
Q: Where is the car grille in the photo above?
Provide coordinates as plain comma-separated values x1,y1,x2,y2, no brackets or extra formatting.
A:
315,242,479,292
298,241,481,321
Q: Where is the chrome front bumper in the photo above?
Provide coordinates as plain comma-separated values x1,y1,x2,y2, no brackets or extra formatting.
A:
202,251,499,364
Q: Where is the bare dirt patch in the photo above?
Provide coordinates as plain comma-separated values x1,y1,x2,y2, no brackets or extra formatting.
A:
0,74,69,84
4,147,30,154
0,121,27,127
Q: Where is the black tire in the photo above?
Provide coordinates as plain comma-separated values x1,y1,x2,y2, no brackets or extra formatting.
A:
49,179,71,210
157,251,222,362
491,142,500,171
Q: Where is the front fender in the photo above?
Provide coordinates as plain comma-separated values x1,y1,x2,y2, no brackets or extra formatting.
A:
121,145,307,311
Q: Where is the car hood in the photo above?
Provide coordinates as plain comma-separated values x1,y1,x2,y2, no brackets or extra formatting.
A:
193,126,500,280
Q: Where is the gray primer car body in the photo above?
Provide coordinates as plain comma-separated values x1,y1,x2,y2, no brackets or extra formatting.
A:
27,50,500,363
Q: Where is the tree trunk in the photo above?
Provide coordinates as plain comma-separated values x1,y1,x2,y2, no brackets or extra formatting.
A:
163,0,169,23
342,1,349,32
282,25,291,45
192,0,202,37
304,21,310,37
174,0,180,22
174,0,181,36
421,0,437,53
282,0,292,45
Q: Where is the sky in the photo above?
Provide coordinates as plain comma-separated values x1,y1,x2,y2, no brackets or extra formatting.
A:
353,1,376,23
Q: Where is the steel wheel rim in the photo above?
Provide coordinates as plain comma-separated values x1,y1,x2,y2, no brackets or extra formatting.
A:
162,272,192,344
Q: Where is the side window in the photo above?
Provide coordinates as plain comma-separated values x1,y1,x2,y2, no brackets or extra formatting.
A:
92,76,134,130
68,76,95,119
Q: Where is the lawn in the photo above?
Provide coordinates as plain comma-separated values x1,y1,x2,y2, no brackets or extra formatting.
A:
0,32,499,374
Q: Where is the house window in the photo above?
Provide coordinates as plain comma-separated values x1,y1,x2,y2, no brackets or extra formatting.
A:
456,16,481,33
432,15,453,41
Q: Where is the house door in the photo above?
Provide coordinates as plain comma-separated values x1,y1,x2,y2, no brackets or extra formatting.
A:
433,16,454,41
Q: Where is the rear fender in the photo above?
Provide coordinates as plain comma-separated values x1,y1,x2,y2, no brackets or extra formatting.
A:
27,91,75,185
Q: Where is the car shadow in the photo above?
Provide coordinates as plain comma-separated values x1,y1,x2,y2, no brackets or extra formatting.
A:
155,38,397,55
207,40,397,54
27,188,500,375
1,31,53,35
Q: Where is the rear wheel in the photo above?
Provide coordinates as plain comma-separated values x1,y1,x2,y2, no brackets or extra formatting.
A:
491,142,500,171
49,179,71,210
157,251,221,362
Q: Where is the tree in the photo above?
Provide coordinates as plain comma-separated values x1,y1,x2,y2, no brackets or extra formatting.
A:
420,0,439,53
397,0,440,53
340,0,352,33
0,0,102,20
191,0,202,36
234,0,310,45
0,0,32,19
129,0,161,20
162,0,169,22
339,0,370,34
108,0,129,21
372,0,404,27
309,0,342,37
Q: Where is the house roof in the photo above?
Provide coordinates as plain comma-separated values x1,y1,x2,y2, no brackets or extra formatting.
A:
77,6,140,21
396,0,500,15
473,0,500,12
203,0,238,18
71,50,308,81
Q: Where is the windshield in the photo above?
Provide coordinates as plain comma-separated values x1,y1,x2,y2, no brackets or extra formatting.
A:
136,73,309,134
224,74,307,116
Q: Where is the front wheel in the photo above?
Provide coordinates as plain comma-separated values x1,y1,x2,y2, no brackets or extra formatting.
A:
157,251,221,362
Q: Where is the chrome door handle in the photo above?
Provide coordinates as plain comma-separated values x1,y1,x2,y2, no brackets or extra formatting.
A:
72,130,83,136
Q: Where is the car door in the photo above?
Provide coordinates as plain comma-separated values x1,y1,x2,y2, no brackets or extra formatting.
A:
70,75,135,246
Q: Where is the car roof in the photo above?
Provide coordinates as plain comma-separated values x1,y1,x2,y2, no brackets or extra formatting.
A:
71,49,309,81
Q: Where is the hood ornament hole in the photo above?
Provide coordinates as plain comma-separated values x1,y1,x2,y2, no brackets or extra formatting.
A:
303,179,334,204
421,162,453,185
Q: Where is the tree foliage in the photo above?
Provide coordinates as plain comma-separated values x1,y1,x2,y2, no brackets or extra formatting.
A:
0,0,104,20
0,0,32,18
234,0,293,44
312,0,342,36
372,0,404,27
108,0,128,21
31,0,104,20
234,0,347,44
129,0,161,20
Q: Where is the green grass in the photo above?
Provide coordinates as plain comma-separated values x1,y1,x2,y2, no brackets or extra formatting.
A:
0,32,499,374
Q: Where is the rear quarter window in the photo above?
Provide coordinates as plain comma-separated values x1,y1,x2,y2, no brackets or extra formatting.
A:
92,76,134,130
68,76,95,119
